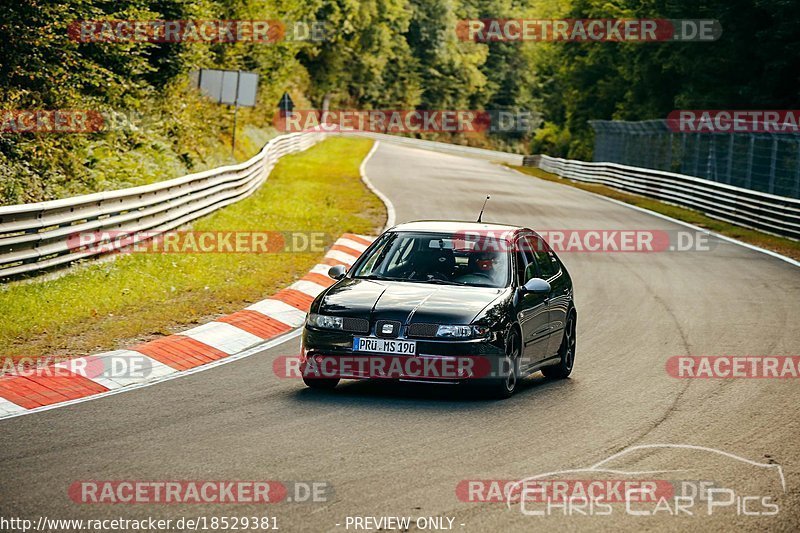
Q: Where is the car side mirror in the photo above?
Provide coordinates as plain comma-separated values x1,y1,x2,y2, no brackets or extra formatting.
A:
520,278,551,295
328,265,347,280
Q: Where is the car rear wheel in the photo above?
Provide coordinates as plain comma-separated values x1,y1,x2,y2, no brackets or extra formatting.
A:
542,311,576,379
486,329,521,399
303,377,340,390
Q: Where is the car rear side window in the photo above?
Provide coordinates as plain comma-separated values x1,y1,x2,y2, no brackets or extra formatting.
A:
528,236,560,279
516,237,537,283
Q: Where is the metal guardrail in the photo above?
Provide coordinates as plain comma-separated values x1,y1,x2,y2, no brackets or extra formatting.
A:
0,132,325,279
531,155,800,240
3,131,796,280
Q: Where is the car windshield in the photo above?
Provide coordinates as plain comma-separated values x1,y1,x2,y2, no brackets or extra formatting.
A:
351,231,511,288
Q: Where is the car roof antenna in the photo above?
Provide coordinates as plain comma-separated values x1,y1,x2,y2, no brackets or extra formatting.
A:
477,195,491,223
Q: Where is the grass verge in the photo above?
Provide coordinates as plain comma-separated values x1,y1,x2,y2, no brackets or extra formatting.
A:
0,137,384,362
508,165,800,262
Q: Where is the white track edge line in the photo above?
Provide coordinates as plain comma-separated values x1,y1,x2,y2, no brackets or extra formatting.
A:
506,166,800,269
0,329,302,422
360,140,396,232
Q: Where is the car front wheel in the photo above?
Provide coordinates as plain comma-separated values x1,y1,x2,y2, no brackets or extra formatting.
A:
542,311,576,379
485,329,521,399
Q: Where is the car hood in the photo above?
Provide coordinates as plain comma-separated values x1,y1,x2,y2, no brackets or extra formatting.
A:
317,278,507,324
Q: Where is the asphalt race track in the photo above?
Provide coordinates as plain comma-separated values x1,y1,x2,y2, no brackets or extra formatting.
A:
1,141,799,532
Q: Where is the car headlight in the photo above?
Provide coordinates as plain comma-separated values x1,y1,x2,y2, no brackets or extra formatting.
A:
307,313,343,330
436,325,490,339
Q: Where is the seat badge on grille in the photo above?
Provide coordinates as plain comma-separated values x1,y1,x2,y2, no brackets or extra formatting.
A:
381,324,394,335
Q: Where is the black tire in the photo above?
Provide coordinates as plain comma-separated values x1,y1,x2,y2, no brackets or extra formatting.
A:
542,311,576,379
303,377,340,390
486,329,521,399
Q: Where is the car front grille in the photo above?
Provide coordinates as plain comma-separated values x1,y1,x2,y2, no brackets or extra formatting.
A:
407,323,439,338
342,317,370,334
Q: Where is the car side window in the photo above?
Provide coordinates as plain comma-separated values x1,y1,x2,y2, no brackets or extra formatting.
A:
524,261,538,282
529,237,559,279
516,237,537,284
515,249,527,284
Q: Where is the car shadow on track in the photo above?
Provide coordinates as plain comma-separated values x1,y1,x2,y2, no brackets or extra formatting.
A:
291,373,575,409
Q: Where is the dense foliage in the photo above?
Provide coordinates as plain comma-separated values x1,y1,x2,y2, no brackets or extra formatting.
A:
1,0,797,203
529,0,800,159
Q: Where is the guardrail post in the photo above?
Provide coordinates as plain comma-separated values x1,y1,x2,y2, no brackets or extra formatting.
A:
745,135,755,189
768,137,778,195
693,134,701,177
707,135,717,181
726,134,734,185
680,133,688,174
666,132,673,170
795,139,800,199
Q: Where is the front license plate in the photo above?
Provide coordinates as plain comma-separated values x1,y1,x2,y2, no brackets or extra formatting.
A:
353,337,417,355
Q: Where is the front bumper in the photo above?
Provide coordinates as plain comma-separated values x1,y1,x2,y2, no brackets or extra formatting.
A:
301,327,506,383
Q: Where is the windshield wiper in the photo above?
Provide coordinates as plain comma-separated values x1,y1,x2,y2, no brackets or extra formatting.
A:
357,275,476,286
422,279,468,286
357,274,405,282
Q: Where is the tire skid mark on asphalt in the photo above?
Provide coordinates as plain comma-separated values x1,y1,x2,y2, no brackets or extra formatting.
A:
590,253,696,455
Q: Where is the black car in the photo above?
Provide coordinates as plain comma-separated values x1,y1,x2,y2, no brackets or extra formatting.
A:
300,221,576,398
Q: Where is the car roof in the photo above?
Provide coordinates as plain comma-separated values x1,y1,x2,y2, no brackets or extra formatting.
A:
388,220,528,237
